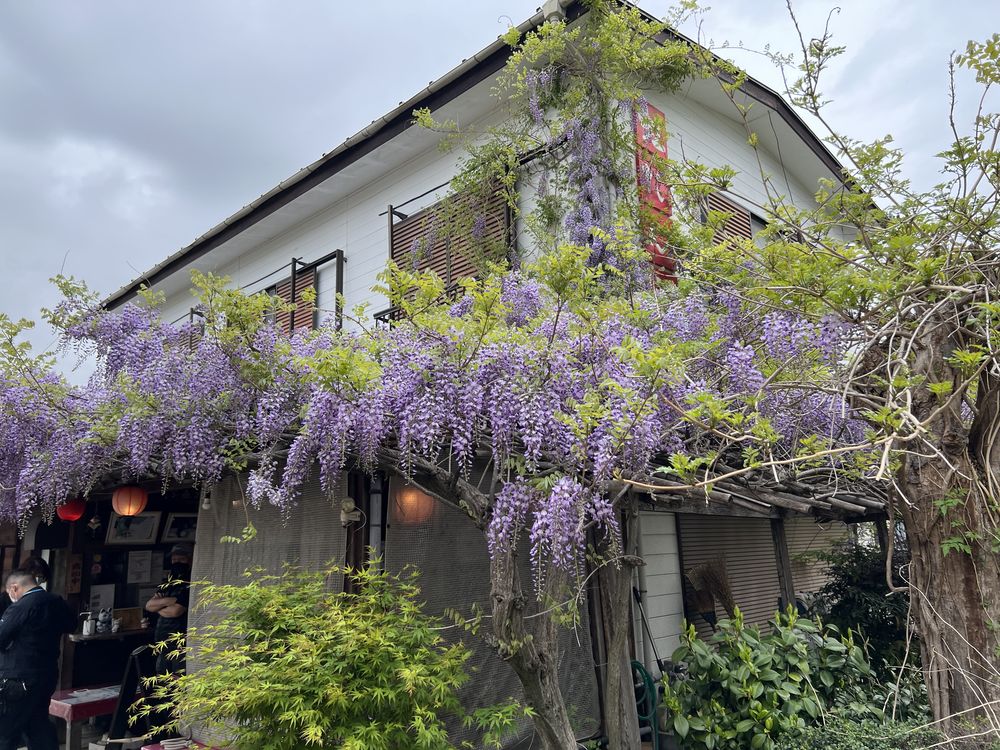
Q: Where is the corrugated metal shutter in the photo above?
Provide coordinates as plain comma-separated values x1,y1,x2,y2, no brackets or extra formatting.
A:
705,192,753,243
785,517,849,595
677,515,782,639
270,266,317,334
384,498,599,748
390,190,509,285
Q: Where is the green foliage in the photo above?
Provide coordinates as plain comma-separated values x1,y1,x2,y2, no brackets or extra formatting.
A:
773,717,940,750
806,541,929,722
133,561,519,750
808,542,913,677
661,609,889,750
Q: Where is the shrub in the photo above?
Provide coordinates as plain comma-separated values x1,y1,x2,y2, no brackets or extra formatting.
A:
134,561,517,750
774,717,940,750
807,540,913,680
661,608,892,750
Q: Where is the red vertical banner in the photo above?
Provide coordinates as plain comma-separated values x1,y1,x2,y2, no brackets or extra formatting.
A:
635,103,675,281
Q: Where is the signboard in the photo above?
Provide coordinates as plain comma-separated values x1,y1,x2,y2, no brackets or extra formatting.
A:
635,103,675,281
66,554,82,595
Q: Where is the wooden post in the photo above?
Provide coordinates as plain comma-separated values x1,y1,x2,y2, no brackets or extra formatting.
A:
875,518,889,555
770,517,795,610
386,204,395,259
334,249,345,331
288,256,298,333
343,472,370,594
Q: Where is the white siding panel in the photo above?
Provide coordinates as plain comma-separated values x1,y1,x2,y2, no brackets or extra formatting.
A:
153,137,466,330
647,88,822,218
153,73,828,330
641,511,677,537
644,551,681,578
636,511,685,675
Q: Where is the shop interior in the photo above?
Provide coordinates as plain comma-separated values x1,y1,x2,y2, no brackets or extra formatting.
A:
1,486,198,690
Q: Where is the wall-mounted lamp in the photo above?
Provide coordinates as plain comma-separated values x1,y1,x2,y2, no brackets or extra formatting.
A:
201,485,213,511
390,481,436,526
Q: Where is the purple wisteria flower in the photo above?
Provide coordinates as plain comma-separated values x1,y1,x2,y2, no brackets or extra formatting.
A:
0,270,865,599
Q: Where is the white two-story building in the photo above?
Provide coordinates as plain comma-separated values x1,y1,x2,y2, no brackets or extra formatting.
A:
92,2,865,746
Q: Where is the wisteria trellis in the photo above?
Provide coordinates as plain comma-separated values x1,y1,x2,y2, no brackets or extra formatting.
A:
0,253,864,586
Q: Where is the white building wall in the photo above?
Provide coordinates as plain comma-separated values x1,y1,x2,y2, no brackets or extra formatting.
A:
650,89,821,218
635,510,684,676
156,142,466,327
155,76,829,327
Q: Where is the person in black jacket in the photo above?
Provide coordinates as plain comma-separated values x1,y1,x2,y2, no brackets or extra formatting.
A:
0,557,51,620
0,569,76,750
144,543,192,676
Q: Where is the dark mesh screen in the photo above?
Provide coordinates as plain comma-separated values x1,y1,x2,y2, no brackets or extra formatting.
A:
384,498,601,747
191,471,348,592
188,471,348,713
188,475,347,746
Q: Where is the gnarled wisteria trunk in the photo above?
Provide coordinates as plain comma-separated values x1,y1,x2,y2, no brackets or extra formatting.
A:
897,331,1000,732
898,489,1000,727
597,505,643,750
489,548,578,749
400,462,645,748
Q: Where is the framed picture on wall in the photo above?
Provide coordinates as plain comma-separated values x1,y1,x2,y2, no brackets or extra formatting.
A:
105,511,162,545
161,513,198,544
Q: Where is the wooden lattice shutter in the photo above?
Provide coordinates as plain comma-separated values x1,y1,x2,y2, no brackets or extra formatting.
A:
704,193,752,243
270,266,317,334
390,190,508,286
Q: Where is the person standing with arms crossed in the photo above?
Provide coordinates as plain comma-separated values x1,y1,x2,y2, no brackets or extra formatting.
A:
0,569,76,750
144,543,193,676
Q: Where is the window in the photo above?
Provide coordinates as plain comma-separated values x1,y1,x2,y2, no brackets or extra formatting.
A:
702,192,753,243
388,189,510,286
266,265,317,334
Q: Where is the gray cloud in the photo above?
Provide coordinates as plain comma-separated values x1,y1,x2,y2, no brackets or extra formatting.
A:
1,0,996,357
0,1,539,347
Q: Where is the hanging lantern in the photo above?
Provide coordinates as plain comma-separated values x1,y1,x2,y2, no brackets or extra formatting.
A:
112,485,148,516
390,482,436,525
56,497,86,522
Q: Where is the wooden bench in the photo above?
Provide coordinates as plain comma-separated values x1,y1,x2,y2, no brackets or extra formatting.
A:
49,684,121,750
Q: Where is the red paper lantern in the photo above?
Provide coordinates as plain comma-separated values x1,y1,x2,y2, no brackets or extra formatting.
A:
112,485,148,516
56,497,86,522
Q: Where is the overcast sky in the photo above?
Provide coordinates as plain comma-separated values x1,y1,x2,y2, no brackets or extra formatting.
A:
0,1,997,353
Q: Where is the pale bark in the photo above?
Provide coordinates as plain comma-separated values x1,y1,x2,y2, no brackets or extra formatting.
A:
899,491,1000,728
895,333,1000,732
597,505,643,750
489,548,578,750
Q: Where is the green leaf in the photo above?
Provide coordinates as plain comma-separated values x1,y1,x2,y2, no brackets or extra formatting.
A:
673,713,690,738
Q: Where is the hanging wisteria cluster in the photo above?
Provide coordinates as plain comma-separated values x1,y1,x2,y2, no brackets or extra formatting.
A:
0,253,865,583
